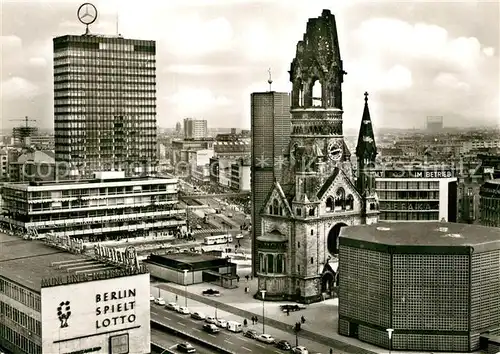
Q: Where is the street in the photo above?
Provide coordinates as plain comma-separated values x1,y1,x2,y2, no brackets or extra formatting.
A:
151,328,220,354
151,305,298,354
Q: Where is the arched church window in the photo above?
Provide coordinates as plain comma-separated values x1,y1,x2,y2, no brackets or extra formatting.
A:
326,197,334,212
259,253,264,273
346,194,354,210
272,199,279,215
267,254,274,273
334,188,346,210
269,205,272,214
311,79,322,107
276,254,284,273
308,207,315,217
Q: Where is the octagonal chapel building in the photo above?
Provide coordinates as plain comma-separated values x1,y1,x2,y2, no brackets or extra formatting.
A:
256,10,379,304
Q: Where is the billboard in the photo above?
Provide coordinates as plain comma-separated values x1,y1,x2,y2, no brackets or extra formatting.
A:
41,273,150,354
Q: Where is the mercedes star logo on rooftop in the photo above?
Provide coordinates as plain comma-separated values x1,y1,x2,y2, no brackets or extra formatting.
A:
77,3,98,26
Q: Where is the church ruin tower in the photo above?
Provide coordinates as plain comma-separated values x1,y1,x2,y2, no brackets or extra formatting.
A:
355,92,379,223
286,9,350,184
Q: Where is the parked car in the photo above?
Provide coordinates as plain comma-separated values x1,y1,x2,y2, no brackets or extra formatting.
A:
205,316,217,324
154,297,166,306
216,319,228,328
275,340,292,350
235,233,244,239
257,334,275,344
176,342,196,353
202,289,220,296
166,302,179,311
191,312,205,320
177,306,190,315
149,295,155,301
196,224,202,229
280,304,306,312
243,329,258,339
202,324,220,334
291,346,309,354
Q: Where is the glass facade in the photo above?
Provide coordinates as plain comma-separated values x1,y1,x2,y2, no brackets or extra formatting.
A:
376,180,440,221
53,35,157,176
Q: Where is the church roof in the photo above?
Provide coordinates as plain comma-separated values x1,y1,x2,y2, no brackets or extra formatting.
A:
356,92,377,159
317,168,341,199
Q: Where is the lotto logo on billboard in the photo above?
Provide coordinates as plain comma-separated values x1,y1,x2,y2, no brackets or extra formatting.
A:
57,301,71,328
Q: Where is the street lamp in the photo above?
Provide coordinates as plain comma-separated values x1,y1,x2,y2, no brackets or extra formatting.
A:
260,290,266,334
183,269,189,307
215,303,218,320
386,328,394,354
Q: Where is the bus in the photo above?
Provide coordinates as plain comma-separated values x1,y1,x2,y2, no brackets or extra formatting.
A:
203,234,233,245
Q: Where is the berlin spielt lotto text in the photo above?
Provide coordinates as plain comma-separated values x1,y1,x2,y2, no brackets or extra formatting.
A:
19,156,479,181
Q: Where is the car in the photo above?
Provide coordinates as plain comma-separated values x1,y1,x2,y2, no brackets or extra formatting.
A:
280,304,307,312
243,329,258,339
177,342,196,353
205,316,217,324
149,295,155,301
196,224,202,229
177,306,190,315
215,319,228,328
154,297,166,306
275,340,292,350
202,324,220,334
165,302,180,311
235,233,244,239
191,312,206,320
202,289,221,296
256,333,275,344
227,213,233,217
291,346,309,354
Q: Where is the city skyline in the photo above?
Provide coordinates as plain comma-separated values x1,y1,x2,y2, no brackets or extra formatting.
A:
1,0,499,131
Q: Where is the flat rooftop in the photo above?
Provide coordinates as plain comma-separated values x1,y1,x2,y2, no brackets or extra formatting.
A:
0,233,123,292
341,222,500,252
158,253,219,264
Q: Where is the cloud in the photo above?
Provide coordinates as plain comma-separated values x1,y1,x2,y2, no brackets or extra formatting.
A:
165,88,232,115
433,72,470,91
28,57,48,68
355,18,490,70
483,47,495,57
1,77,40,100
0,35,22,50
163,65,242,75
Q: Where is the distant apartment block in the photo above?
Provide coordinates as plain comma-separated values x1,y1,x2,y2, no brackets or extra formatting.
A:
480,179,500,227
53,35,157,177
184,118,208,139
0,172,185,240
426,116,443,132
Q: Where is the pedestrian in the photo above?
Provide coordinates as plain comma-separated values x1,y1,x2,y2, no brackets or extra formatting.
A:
255,316,258,324
330,349,333,354
175,295,178,302
243,319,248,327
245,275,249,282
287,309,290,316
301,315,305,324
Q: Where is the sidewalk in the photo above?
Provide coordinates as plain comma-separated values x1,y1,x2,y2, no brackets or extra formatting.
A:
152,279,475,354
152,281,379,354
151,284,348,354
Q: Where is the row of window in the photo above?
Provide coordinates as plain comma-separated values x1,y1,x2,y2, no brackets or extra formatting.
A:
55,74,156,84
54,114,156,120
379,211,440,221
55,122,156,129
55,91,156,98
378,191,440,200
54,66,154,75
0,301,41,335
258,253,286,274
0,278,41,312
55,98,156,106
54,49,155,60
0,323,42,354
54,82,155,91
54,106,156,113
376,181,440,190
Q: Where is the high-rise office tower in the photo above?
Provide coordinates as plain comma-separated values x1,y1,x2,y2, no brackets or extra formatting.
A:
184,118,208,139
250,91,291,276
255,10,378,303
53,35,157,177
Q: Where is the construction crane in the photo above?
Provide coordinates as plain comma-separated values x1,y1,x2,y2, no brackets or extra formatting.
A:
10,116,37,128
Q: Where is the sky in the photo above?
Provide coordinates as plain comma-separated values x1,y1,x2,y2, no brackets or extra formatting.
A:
1,0,499,131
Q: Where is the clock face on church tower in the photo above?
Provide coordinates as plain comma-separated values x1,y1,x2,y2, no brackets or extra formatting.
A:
328,140,343,161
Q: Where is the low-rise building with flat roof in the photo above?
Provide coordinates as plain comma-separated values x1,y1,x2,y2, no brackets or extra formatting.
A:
338,222,500,352
144,252,237,289
0,233,150,354
1,171,186,240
